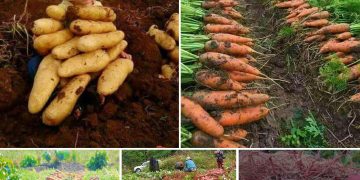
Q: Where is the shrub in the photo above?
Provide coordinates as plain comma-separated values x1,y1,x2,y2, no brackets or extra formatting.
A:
42,152,51,163
55,150,70,162
87,151,108,171
20,155,37,168
0,156,20,180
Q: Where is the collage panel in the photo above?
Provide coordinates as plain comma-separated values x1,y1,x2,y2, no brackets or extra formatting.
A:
122,149,237,180
0,0,179,148
180,0,360,148
0,150,119,180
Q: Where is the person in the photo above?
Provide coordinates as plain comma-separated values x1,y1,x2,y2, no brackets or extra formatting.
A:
175,161,184,171
214,150,225,169
184,157,197,172
149,157,159,172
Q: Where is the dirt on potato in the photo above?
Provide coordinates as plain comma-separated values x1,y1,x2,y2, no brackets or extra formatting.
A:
0,0,178,147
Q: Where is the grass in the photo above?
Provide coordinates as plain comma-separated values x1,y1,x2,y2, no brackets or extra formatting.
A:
319,58,350,92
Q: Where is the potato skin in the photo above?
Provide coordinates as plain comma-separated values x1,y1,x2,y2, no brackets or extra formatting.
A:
168,46,179,63
58,49,111,77
52,37,80,60
28,55,61,114
97,58,134,96
42,74,91,126
77,31,124,52
70,19,116,35
67,6,116,22
165,13,179,41
34,29,73,55
107,40,128,61
32,18,64,35
148,25,176,51
46,5,66,21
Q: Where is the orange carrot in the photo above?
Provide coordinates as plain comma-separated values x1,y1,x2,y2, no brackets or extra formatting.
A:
339,55,354,64
324,52,346,60
314,23,350,35
347,64,360,80
320,40,360,54
199,52,261,75
204,24,250,35
293,2,310,11
192,90,270,109
350,93,360,102
275,1,293,8
286,12,298,19
291,0,306,8
191,131,246,148
303,19,329,27
204,13,238,25
214,137,246,148
308,11,330,19
202,0,239,9
195,70,246,91
222,7,244,19
336,32,352,41
181,96,224,137
223,129,248,141
228,71,264,82
296,7,319,18
209,33,253,44
218,105,270,126
304,34,326,43
204,40,255,56
286,17,299,24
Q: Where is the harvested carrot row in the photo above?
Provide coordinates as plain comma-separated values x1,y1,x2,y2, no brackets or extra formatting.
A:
218,105,270,126
228,71,264,82
320,40,360,54
204,40,256,56
195,70,246,91
303,19,329,27
209,33,253,44
204,24,250,35
204,13,238,25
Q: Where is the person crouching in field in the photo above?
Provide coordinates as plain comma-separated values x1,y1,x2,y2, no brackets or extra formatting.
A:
215,150,225,169
184,157,197,172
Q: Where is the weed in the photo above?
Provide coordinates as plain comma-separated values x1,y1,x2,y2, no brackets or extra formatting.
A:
20,155,37,168
87,151,108,171
55,150,70,162
319,58,350,92
277,26,296,40
42,152,51,163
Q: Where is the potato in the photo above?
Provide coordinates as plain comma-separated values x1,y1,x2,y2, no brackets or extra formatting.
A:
70,19,116,35
107,40,128,61
32,18,64,35
168,46,179,63
97,58,134,96
67,6,116,22
42,74,91,126
28,55,61,114
34,29,73,55
46,5,66,21
52,37,80,60
161,64,175,79
147,25,176,51
58,49,111,77
77,31,124,52
165,13,179,41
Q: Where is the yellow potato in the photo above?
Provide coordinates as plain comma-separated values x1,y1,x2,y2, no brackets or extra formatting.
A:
107,40,128,61
46,5,67,21
42,74,91,126
32,18,64,35
148,25,176,51
34,29,73,55
67,6,116,22
97,58,134,96
161,64,175,79
52,37,80,60
58,49,111,77
168,46,179,63
165,13,179,41
70,19,116,35
28,55,61,114
77,31,124,52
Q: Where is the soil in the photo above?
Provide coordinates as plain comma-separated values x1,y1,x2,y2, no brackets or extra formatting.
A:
237,0,360,148
27,162,85,173
0,0,178,147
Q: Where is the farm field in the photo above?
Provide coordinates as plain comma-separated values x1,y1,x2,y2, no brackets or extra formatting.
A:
0,0,179,148
181,0,360,148
122,150,236,180
0,150,119,180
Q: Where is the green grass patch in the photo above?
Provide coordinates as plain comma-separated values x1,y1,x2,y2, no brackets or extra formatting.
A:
319,58,350,92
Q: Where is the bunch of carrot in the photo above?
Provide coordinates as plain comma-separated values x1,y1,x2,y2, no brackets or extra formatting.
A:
275,0,360,102
181,0,270,148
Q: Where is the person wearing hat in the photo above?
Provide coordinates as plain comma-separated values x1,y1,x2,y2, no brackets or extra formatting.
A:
184,157,197,172
214,150,225,169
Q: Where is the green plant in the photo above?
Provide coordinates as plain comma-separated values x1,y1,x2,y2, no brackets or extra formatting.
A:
42,152,51,163
281,110,328,148
87,151,108,171
55,150,70,162
20,155,37,168
71,151,77,162
0,155,20,180
277,26,295,39
319,59,350,92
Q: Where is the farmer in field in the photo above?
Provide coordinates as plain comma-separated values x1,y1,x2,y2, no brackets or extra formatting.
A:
214,150,225,169
175,161,184,171
184,157,197,172
149,157,160,172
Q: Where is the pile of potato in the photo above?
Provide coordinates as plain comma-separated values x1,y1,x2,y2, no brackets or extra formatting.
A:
28,4,133,126
147,13,179,79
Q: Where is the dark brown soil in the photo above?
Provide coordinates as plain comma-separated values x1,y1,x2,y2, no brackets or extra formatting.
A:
0,0,178,147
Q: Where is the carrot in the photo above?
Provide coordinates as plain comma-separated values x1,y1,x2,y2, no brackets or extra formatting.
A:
195,70,246,91
350,93,360,102
347,64,360,80
304,34,326,43
291,0,306,8
181,96,224,137
275,1,293,8
320,40,360,54
204,40,255,56
202,0,239,9
339,55,355,64
286,17,299,24
286,12,298,19
222,7,244,19
191,130,246,148
336,32,352,41
228,71,264,82
204,24,250,35
223,129,248,141
296,7,319,18
209,33,253,44
303,19,329,27
218,105,270,126
314,23,350,35
214,137,246,148
192,90,270,109
308,11,330,19
293,3,310,11
204,13,238,25
324,52,346,60
199,52,261,75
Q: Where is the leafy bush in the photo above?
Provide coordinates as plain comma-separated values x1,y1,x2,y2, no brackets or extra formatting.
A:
42,152,51,163
55,150,70,162
87,151,108,171
20,155,37,168
0,155,20,180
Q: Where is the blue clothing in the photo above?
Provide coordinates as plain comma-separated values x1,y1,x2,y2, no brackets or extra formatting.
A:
27,54,42,80
184,159,196,172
